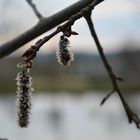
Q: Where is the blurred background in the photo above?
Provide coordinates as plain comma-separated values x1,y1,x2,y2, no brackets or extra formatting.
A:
0,0,140,140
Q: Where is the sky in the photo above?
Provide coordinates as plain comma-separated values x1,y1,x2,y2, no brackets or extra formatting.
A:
0,0,140,55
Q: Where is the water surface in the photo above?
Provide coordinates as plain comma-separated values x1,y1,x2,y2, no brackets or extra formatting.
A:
0,92,140,140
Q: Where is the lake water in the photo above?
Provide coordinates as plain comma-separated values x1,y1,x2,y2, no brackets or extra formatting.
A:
0,92,140,140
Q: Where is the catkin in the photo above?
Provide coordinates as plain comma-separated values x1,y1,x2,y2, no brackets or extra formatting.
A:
56,35,74,66
16,68,33,127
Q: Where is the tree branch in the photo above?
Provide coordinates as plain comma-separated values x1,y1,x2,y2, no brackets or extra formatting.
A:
84,12,140,128
0,0,95,58
26,0,43,19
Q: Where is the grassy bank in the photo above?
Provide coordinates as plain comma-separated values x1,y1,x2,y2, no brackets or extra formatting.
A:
0,75,139,94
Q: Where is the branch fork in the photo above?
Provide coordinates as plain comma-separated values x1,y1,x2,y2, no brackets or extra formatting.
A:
21,0,140,129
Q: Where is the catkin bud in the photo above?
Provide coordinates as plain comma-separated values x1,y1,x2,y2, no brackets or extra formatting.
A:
16,68,33,127
56,35,74,66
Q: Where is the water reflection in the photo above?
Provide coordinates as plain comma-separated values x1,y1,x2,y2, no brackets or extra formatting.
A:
0,92,140,140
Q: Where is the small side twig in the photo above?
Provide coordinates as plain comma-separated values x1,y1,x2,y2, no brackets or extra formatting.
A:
84,11,140,128
100,89,115,106
26,0,43,19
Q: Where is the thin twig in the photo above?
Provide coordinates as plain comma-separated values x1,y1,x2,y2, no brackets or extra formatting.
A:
100,89,115,106
84,12,140,128
22,0,104,61
26,0,43,19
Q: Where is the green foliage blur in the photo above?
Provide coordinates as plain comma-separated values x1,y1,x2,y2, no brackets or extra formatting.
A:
0,49,140,94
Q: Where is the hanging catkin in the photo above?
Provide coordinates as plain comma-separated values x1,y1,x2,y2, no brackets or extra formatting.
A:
56,35,74,66
16,67,33,127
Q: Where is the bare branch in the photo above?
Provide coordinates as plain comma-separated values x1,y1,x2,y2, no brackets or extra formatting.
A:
26,0,43,19
84,12,140,128
0,0,95,58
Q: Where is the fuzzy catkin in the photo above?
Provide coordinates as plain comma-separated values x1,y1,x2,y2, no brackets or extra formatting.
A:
56,35,73,66
16,69,33,127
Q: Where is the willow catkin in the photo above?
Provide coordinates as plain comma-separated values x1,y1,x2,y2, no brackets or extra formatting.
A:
16,68,33,127
56,35,74,66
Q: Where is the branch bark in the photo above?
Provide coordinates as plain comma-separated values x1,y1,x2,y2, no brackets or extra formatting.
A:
0,0,94,58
